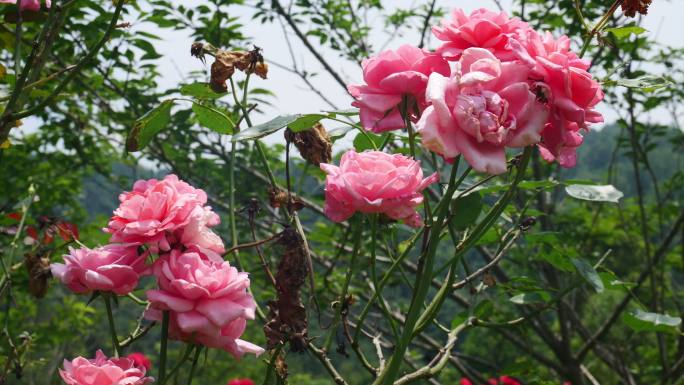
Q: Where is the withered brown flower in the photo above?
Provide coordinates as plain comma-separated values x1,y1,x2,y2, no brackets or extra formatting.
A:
210,51,250,93
621,0,653,17
284,123,332,166
264,228,309,352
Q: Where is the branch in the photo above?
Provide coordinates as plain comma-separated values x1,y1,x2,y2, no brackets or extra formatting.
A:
576,209,684,361
271,0,351,94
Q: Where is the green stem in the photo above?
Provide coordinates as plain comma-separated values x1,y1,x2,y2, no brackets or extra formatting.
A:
103,294,120,357
159,311,170,384
578,0,621,58
352,228,424,345
163,344,195,385
186,346,203,385
262,345,284,385
374,161,460,385
370,215,399,339
324,215,363,351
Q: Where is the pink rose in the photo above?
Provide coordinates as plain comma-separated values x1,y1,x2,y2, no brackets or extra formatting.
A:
347,44,449,132
105,174,222,252
59,350,154,385
0,0,50,11
228,380,255,385
144,249,264,359
126,352,151,371
51,245,147,295
320,150,438,227
510,30,604,167
417,47,548,174
432,8,530,61
176,206,225,260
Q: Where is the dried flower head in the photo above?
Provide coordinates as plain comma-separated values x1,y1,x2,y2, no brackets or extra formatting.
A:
264,228,309,352
24,251,51,298
268,187,305,212
284,123,332,166
621,0,653,17
211,51,249,92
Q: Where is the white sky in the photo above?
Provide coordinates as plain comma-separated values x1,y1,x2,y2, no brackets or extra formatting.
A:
140,0,684,130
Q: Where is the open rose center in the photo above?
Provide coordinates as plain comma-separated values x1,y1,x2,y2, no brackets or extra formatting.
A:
455,89,515,145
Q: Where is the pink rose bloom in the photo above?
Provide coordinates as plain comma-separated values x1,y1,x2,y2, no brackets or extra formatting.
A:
175,206,225,260
126,352,151,371
417,47,548,174
347,44,450,132
320,150,438,227
59,350,154,385
432,8,530,61
145,249,264,359
105,174,222,252
0,0,50,11
51,245,147,295
228,380,255,385
510,30,604,167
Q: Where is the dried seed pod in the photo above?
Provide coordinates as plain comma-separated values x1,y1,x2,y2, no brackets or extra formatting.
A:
264,227,309,352
284,123,332,166
621,0,652,17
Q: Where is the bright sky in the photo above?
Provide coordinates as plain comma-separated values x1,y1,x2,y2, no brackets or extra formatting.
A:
140,0,683,132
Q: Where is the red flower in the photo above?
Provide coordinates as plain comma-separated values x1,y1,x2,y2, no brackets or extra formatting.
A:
126,352,152,371
228,379,254,385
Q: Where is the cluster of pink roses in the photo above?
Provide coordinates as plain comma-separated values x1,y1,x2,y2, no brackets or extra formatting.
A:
52,175,263,384
348,8,603,171
321,8,603,227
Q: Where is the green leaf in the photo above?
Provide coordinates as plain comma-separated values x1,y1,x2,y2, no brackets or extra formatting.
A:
180,82,227,99
599,271,636,291
565,184,623,203
541,250,575,272
353,131,386,151
126,99,174,152
328,126,354,140
325,108,359,117
571,258,604,293
605,25,647,38
510,292,549,305
451,311,469,329
232,114,301,142
451,192,483,230
192,102,234,134
615,75,671,92
623,309,682,334
288,114,328,132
